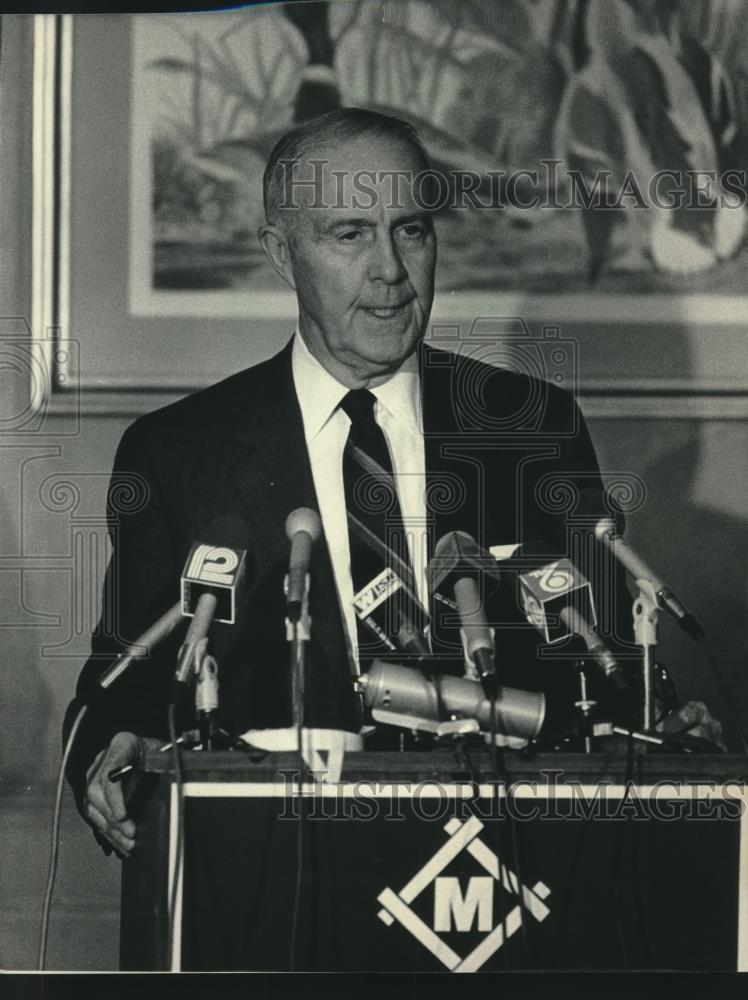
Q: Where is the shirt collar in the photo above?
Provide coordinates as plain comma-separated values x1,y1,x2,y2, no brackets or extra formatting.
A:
369,352,422,436
291,330,422,443
292,330,349,443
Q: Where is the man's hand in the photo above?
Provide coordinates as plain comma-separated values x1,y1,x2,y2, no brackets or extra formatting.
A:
84,731,164,858
657,700,726,751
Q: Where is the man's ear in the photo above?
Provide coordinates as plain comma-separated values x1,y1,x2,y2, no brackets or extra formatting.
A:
258,223,296,290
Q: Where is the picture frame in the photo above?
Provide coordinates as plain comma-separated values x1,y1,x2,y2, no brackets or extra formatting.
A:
31,5,748,417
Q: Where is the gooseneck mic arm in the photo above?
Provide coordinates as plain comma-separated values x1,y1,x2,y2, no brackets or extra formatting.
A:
594,517,705,640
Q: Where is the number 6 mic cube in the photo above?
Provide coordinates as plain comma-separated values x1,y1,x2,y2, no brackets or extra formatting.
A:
181,541,247,625
519,558,596,644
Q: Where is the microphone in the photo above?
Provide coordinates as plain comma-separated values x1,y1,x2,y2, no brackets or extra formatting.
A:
559,606,628,693
175,516,248,685
92,602,185,693
347,509,428,657
519,555,628,692
453,576,498,698
428,531,501,696
357,660,545,742
84,509,248,699
352,564,430,659
285,508,322,623
427,530,502,594
594,517,704,640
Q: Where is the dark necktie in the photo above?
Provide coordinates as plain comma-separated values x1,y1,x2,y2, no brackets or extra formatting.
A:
340,389,427,669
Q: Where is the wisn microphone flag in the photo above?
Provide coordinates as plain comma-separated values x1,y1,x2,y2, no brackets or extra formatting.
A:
181,540,247,625
519,558,596,644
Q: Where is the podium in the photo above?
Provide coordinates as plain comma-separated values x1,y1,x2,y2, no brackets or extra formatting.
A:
120,749,748,971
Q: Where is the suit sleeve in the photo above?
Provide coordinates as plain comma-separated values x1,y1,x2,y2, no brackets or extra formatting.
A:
62,419,183,816
540,384,636,652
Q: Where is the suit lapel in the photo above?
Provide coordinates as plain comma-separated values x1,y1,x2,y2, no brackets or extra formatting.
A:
419,343,483,557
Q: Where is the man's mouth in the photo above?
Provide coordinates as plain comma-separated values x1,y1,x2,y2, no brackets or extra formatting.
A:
362,302,412,319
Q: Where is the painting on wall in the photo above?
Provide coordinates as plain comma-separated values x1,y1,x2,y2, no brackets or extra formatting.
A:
128,0,748,320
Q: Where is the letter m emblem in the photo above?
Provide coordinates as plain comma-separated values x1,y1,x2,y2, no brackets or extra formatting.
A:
433,876,494,932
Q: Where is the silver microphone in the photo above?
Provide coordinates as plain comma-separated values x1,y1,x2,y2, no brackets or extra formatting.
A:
285,508,322,622
357,660,545,741
594,517,704,640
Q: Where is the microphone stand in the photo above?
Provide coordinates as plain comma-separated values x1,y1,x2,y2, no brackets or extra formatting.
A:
285,571,311,759
285,570,312,972
194,640,220,751
632,579,659,733
573,662,597,755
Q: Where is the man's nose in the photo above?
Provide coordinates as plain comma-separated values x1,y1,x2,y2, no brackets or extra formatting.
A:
368,232,407,284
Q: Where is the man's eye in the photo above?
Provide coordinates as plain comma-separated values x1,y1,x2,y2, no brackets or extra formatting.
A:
397,224,426,240
337,230,362,242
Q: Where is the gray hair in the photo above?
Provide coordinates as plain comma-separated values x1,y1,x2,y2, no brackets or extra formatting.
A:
262,106,431,225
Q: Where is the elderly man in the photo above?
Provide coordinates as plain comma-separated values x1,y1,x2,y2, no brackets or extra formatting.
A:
64,108,720,858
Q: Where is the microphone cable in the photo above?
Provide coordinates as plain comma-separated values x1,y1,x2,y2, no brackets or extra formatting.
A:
167,701,186,971
288,618,309,971
289,766,305,971
37,702,88,970
612,733,635,969
487,697,531,966
37,600,185,970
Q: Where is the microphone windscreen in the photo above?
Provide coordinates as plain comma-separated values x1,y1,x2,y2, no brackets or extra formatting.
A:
429,530,502,592
286,507,322,542
450,531,483,561
594,516,617,542
432,530,456,561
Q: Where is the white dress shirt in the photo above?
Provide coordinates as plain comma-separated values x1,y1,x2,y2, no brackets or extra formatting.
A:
291,331,428,672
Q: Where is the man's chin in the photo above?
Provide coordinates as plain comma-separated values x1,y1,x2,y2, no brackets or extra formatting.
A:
352,337,422,375
352,320,423,363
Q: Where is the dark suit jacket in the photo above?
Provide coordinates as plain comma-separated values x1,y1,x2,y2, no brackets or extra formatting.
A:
63,340,633,810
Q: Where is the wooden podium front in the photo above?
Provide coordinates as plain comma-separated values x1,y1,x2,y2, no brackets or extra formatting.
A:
120,750,748,972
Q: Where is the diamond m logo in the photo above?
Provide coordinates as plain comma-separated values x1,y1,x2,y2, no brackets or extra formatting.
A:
434,876,494,932
378,816,551,972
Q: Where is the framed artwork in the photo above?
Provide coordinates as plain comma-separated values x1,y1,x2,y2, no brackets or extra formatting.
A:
31,1,748,412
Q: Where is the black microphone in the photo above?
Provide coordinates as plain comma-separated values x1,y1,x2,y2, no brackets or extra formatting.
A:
594,517,705,640
428,531,501,697
427,530,502,594
453,576,499,698
519,554,628,692
175,516,248,686
285,508,322,622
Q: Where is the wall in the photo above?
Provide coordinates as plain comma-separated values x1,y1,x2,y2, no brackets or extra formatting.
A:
1,12,747,972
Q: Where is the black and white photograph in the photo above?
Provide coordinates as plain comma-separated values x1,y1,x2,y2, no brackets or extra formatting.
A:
2,0,748,981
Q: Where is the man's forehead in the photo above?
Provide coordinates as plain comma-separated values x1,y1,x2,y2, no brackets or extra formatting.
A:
280,136,429,222
292,133,426,177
